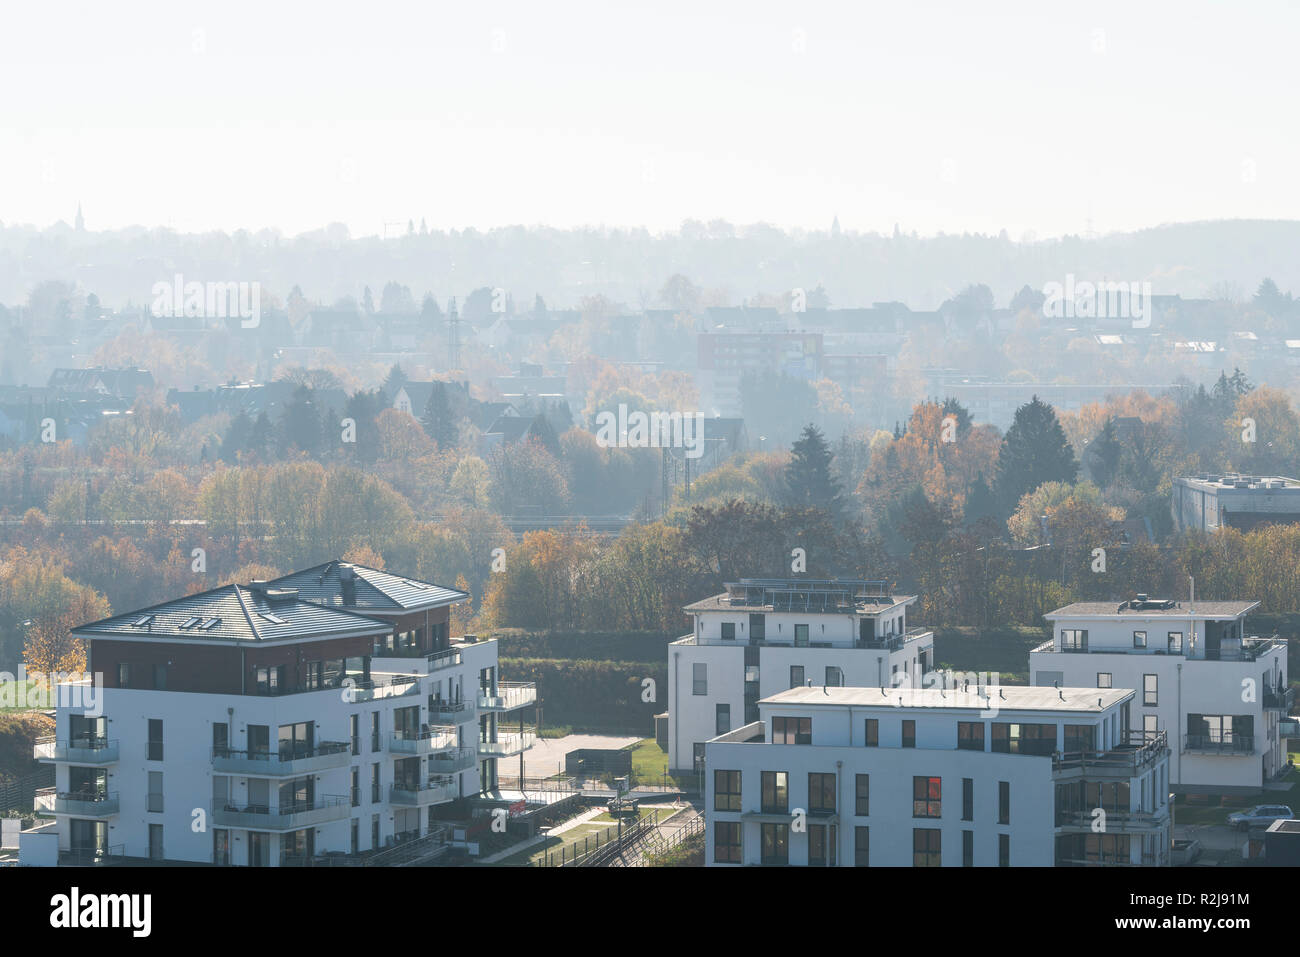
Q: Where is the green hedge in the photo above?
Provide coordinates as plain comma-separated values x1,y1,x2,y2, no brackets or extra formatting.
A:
493,630,675,664
499,657,667,734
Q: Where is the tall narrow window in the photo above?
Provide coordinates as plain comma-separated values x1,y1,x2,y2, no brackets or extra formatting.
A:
1143,674,1158,706
790,666,805,689
962,777,973,821
998,780,1010,825
855,774,870,815
902,720,916,748
692,663,708,695
864,719,878,747
147,719,163,761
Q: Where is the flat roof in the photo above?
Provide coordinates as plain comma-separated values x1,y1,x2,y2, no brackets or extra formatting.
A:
1175,474,1300,491
760,685,1131,714
1046,600,1258,619
685,593,914,614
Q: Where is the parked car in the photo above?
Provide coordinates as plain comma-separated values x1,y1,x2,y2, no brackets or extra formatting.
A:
1226,805,1294,831
1171,838,1202,865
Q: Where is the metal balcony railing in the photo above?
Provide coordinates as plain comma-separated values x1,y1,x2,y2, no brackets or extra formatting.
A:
1183,733,1254,755
389,726,459,755
35,787,119,816
211,742,351,775
213,795,350,830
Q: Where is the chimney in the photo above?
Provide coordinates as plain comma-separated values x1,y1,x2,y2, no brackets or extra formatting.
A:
339,563,357,606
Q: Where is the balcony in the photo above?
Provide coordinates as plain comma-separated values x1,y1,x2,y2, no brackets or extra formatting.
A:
1264,686,1295,713
427,648,463,671
1183,734,1254,755
213,795,350,831
428,747,477,774
1055,809,1170,832
478,729,536,758
1052,730,1168,778
479,681,537,712
389,726,459,755
389,776,459,807
35,788,119,817
33,736,119,764
350,675,422,703
428,697,476,723
212,742,351,776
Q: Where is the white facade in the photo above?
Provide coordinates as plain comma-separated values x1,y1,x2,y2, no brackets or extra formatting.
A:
36,637,536,865
705,685,1171,867
1031,598,1288,794
667,581,934,774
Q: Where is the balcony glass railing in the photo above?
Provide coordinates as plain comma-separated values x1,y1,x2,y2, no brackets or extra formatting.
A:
213,795,350,830
479,681,537,711
427,747,477,773
389,726,458,754
35,787,119,816
33,736,119,764
388,776,459,806
477,729,537,757
211,742,351,775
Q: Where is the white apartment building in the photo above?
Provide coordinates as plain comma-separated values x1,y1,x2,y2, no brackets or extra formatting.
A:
33,560,536,866
1031,595,1289,795
705,684,1171,867
668,579,934,775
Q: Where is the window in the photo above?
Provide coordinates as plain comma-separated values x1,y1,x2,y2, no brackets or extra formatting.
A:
1167,632,1183,654
692,663,708,695
1143,674,1158,706
957,722,984,751
350,714,359,756
351,820,359,855
715,704,730,735
213,829,230,866
1097,673,1112,689
999,833,1010,867
147,771,163,813
152,664,167,690
962,778,973,821
794,624,809,647
824,666,843,687
998,781,1010,825
809,824,835,865
913,776,941,818
371,763,380,803
902,720,916,748
855,774,870,816
212,722,229,757
760,771,789,813
371,814,380,850
370,712,380,751
118,663,131,688
749,614,766,641
772,716,812,745
855,826,870,866
808,772,836,813
991,722,1056,755
149,823,164,861
863,719,878,747
760,823,788,865
714,770,742,811
1064,724,1096,754
790,665,805,689
1061,629,1088,652
913,828,941,867
1133,630,1147,649
147,719,163,761
351,768,360,807
714,820,742,863
962,830,974,867
254,665,283,694
721,622,736,641
1143,714,1158,741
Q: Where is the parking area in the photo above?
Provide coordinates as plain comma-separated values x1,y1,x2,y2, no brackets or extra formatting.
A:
517,733,642,779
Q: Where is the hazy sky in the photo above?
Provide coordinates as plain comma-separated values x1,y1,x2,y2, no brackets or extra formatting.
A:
3,0,1297,239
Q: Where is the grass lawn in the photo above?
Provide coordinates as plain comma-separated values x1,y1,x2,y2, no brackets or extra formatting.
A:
627,738,694,789
492,813,645,866
0,679,55,712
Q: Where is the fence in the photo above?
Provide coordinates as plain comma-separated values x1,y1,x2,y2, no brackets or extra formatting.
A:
0,766,56,813
638,815,704,866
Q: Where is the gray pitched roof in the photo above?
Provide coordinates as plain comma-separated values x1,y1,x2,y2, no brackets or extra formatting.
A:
72,583,392,643
268,561,468,612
